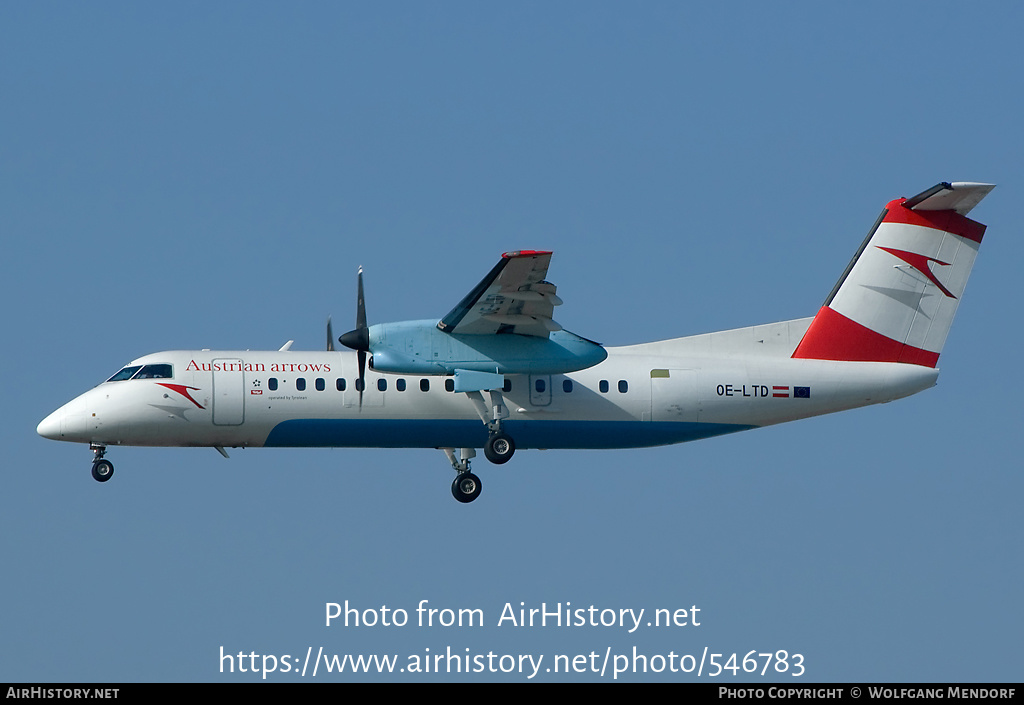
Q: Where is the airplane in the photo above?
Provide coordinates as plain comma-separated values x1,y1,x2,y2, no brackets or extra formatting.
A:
37,181,994,503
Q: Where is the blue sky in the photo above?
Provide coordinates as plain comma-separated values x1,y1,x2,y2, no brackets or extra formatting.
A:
3,2,1021,682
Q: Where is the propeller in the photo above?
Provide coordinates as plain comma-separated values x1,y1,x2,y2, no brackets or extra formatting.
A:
326,316,334,351
338,267,369,407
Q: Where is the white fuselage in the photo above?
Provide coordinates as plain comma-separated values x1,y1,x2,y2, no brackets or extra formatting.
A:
37,318,939,453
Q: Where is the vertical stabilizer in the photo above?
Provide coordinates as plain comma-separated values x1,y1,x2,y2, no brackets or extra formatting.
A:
792,182,994,367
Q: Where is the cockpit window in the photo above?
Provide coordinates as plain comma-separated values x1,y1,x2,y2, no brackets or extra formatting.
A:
133,364,173,379
106,364,174,382
107,366,142,382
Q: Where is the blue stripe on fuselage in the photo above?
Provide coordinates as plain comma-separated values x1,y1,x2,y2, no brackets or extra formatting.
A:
262,419,755,449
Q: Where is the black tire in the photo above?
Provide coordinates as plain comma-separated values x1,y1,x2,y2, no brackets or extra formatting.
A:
484,432,515,465
91,459,114,483
451,472,482,503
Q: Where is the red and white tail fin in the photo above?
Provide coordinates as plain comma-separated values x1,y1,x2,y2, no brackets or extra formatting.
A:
792,182,994,367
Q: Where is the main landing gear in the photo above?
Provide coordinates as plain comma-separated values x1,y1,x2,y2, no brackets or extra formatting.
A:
452,472,482,504
90,445,114,483
466,388,517,466
484,431,515,464
443,447,482,503
442,387,519,503
441,430,517,504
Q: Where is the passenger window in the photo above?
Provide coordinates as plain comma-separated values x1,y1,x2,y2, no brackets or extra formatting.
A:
269,378,278,391
397,379,406,392
296,378,306,391
315,378,325,391
336,378,346,391
563,379,573,393
445,379,455,392
420,379,430,392
355,378,365,392
618,380,628,393
535,378,546,393
599,380,609,393
378,378,387,392
503,379,512,393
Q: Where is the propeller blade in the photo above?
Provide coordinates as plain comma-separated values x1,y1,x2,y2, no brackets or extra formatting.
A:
355,266,366,331
357,349,366,409
338,267,369,409
339,267,370,352
327,316,335,352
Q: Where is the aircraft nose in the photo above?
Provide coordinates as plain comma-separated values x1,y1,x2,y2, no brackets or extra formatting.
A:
37,397,90,442
37,410,63,440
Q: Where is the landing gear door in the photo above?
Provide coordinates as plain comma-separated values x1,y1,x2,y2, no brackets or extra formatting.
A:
212,359,245,425
650,369,699,423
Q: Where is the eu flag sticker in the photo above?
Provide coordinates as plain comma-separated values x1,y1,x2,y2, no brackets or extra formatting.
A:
794,386,810,398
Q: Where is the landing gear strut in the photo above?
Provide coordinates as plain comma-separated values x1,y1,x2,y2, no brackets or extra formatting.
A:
90,445,113,483
464,388,517,465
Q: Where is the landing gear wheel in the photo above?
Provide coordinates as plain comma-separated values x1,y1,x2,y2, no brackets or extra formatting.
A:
451,472,482,503
91,459,114,483
484,432,515,465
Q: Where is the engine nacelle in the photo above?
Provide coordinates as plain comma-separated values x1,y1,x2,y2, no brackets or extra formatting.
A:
367,320,607,375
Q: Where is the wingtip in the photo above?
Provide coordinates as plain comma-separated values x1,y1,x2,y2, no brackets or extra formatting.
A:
502,250,553,259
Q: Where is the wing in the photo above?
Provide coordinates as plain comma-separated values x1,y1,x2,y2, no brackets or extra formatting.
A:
436,250,564,337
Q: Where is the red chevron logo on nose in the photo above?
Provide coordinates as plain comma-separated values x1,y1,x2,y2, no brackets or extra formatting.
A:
876,247,957,299
156,383,206,409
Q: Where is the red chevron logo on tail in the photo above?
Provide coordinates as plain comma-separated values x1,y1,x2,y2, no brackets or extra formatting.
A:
876,247,957,299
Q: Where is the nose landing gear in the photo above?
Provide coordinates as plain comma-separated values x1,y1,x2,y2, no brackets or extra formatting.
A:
90,445,114,483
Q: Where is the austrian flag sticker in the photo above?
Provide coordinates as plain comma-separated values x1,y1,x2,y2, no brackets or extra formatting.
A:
772,385,811,399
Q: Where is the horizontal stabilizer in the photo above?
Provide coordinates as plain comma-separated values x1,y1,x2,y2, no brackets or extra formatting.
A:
904,182,995,215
